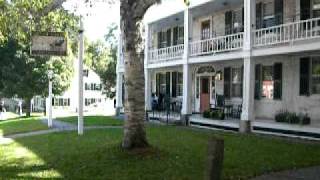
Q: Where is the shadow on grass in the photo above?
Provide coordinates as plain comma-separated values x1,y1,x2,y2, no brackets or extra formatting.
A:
1,126,320,179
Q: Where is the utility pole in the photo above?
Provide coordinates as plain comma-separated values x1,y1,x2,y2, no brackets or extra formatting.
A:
78,17,84,135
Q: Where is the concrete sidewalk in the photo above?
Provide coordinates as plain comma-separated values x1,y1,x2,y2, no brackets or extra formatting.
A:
251,166,320,180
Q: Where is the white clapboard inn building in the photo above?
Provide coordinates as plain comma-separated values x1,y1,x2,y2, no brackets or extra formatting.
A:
39,59,109,117
116,0,320,138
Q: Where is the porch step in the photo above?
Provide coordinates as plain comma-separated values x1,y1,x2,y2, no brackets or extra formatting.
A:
189,115,320,140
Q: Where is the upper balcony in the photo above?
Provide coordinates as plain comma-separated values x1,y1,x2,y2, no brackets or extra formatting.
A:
145,0,320,66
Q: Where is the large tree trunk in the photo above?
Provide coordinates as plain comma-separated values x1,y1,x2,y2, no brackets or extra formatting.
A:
120,0,159,149
25,97,32,117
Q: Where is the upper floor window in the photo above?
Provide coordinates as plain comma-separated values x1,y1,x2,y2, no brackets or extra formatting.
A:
53,98,70,107
313,0,320,17
201,20,211,40
85,83,102,91
263,1,275,27
173,26,184,45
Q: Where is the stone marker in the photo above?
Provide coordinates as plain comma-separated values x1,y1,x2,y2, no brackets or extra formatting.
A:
205,137,224,180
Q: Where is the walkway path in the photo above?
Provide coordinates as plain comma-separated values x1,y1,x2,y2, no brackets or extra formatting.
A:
251,166,320,180
2,119,122,139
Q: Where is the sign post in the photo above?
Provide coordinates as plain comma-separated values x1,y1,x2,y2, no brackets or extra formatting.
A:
78,17,84,135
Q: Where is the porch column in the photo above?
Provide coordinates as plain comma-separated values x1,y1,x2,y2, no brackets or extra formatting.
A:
144,69,152,111
181,6,191,125
115,72,123,116
241,0,256,133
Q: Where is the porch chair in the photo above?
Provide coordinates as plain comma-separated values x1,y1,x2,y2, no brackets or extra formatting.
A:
232,104,242,119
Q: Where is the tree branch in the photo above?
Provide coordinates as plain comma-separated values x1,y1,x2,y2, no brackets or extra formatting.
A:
134,0,160,19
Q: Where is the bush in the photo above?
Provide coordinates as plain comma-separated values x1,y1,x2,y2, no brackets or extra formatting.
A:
203,110,210,118
203,109,225,120
275,110,311,125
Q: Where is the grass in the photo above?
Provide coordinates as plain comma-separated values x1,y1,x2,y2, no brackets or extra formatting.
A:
0,115,48,136
57,116,123,126
1,124,320,179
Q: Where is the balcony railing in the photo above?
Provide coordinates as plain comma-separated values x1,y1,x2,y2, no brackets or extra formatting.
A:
254,17,320,47
189,32,244,57
148,44,184,63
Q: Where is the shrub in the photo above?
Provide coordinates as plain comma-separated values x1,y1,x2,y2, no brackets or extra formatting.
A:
275,110,311,125
203,110,210,118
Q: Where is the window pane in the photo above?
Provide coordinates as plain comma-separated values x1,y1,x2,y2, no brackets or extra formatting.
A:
261,66,274,99
312,58,320,94
231,68,242,97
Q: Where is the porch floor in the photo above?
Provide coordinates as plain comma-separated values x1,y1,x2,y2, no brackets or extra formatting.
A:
189,114,320,140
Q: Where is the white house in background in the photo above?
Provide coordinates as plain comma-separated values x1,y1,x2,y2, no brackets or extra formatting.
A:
116,0,320,138
34,59,110,117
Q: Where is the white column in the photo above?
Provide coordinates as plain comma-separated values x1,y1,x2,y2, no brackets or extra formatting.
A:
241,0,256,133
78,17,84,135
181,7,192,120
144,24,152,111
48,80,53,128
115,73,123,111
296,0,300,21
145,69,152,111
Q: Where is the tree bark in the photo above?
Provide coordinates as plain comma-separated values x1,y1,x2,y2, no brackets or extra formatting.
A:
25,97,32,117
120,0,159,149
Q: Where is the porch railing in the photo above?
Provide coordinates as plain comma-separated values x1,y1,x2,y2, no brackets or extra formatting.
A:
148,44,184,63
254,17,320,47
189,32,244,57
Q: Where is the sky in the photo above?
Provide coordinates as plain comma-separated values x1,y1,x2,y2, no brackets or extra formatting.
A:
63,0,211,42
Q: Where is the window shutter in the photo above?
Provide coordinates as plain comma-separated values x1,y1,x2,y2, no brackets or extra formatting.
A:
52,98,55,106
255,64,262,99
241,66,244,97
256,2,263,29
166,72,171,96
224,67,231,99
225,11,233,35
172,72,177,97
300,57,310,96
242,7,244,32
166,29,171,47
157,32,162,48
173,27,178,45
300,0,311,20
156,73,160,96
275,0,284,25
273,63,282,100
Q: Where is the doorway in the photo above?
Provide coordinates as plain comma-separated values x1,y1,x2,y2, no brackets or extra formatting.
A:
200,77,210,113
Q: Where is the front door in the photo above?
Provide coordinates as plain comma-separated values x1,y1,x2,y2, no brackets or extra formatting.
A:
200,77,210,113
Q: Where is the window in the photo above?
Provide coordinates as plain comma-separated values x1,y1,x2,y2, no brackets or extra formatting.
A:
201,20,211,40
263,1,275,28
85,98,100,106
313,0,320,17
255,63,282,100
53,98,70,107
159,73,166,95
312,57,320,94
83,69,89,77
177,72,183,97
173,26,184,45
231,67,243,98
85,83,102,91
261,66,274,99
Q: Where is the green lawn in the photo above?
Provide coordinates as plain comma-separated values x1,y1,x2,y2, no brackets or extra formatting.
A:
1,125,320,179
57,116,123,126
0,116,48,136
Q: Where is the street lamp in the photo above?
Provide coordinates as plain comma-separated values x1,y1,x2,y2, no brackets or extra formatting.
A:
48,70,54,128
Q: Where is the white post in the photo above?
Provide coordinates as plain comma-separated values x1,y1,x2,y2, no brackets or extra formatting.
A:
144,24,152,112
48,80,53,127
241,0,256,133
78,17,84,135
181,7,191,124
115,72,123,115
